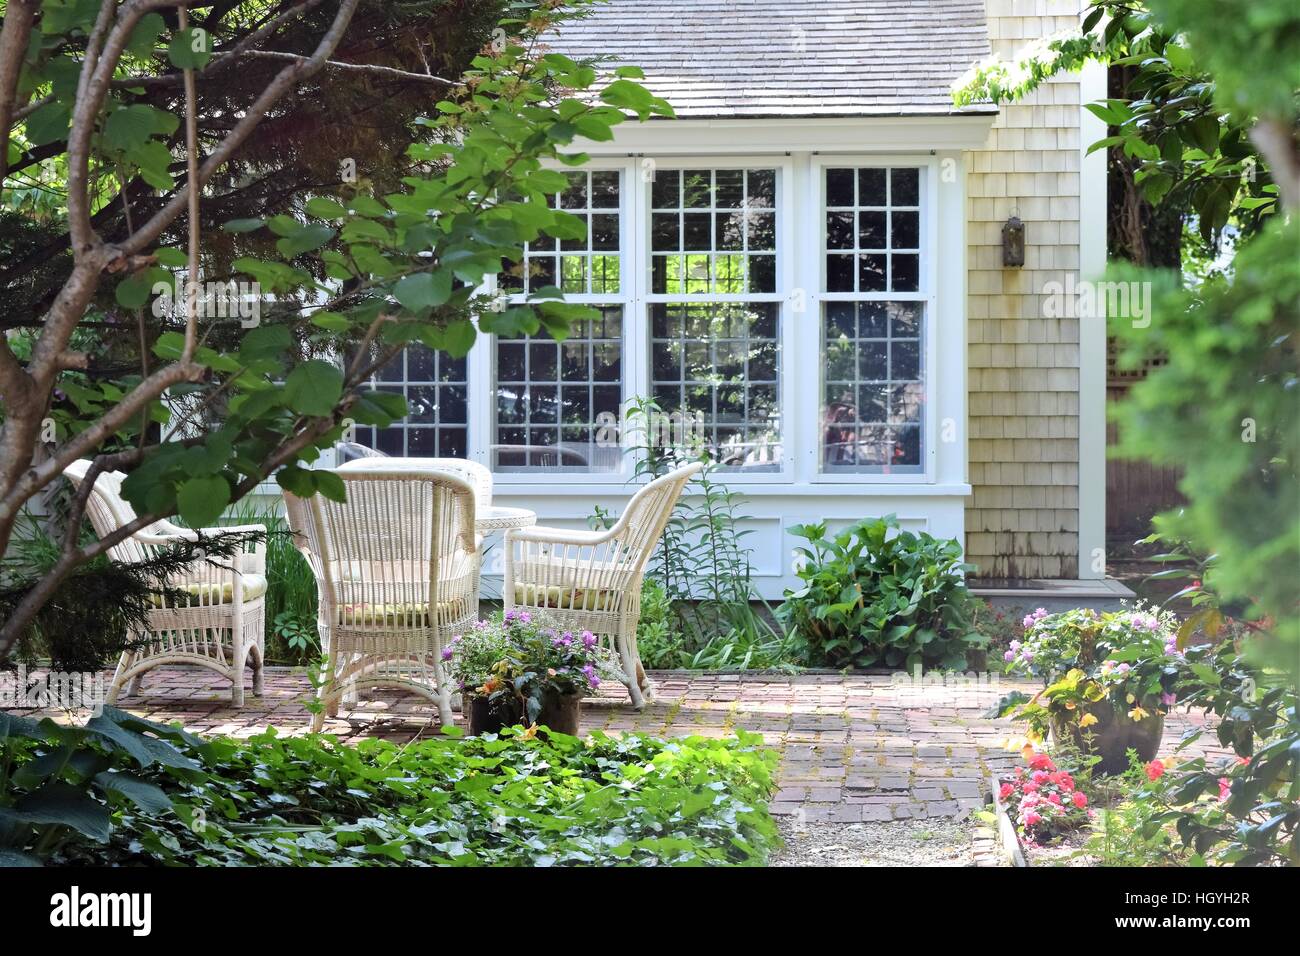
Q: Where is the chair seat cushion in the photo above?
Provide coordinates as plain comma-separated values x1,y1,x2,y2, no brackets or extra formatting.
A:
152,574,268,608
512,583,618,612
338,600,468,627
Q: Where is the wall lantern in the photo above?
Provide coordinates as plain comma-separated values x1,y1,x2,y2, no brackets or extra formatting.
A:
1001,213,1025,267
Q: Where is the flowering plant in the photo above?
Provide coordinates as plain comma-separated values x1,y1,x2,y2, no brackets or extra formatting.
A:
1003,604,1186,738
998,750,1092,844
444,610,620,724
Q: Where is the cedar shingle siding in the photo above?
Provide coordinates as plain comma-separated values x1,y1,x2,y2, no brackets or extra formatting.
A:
965,0,1084,581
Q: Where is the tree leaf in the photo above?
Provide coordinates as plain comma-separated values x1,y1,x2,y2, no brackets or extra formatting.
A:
177,475,230,528
393,271,452,312
284,360,343,417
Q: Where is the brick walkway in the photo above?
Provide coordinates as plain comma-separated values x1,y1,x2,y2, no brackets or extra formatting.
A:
13,666,1224,823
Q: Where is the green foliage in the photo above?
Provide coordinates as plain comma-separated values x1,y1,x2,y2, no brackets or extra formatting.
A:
0,707,203,866
1085,753,1191,866
779,516,986,671
220,503,319,665
953,1,1279,241
1110,217,1300,662
10,720,780,867
631,578,686,669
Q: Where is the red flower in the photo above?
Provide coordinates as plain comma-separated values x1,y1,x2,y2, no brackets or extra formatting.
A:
1072,791,1088,808
1144,760,1165,782
1028,753,1056,772
998,782,1015,801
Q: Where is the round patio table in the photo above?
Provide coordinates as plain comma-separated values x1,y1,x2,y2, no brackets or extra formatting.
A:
335,457,535,533
474,505,536,533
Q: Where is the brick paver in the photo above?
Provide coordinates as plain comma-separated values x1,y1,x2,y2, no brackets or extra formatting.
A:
9,666,1225,822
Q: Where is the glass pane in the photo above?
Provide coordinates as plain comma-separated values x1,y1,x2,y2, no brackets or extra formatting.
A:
649,302,782,472
820,302,925,474
358,344,470,458
493,306,624,473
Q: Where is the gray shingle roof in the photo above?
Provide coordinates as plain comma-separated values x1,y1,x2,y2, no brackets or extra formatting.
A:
548,0,994,118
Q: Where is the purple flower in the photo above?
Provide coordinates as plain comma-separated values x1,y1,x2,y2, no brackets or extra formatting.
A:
1003,651,1015,663
1117,663,1131,674
1022,651,1035,662
1161,691,1176,707
441,647,454,661
1022,615,1035,629
582,631,598,650
582,664,600,688
1033,607,1048,619
504,610,517,623
518,611,532,624
1009,640,1021,652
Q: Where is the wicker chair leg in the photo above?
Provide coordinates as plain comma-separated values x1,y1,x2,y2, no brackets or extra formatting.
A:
617,638,645,710
106,651,132,705
249,643,265,696
124,672,144,698
230,666,245,708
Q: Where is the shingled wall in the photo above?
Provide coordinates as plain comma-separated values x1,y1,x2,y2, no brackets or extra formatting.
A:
965,0,1085,581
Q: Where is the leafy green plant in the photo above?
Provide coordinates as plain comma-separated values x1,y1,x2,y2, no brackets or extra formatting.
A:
15,721,779,867
0,707,204,866
632,578,687,669
446,611,619,724
221,502,318,664
780,515,985,671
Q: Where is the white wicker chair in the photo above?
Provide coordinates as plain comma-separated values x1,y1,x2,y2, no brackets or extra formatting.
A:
284,470,479,730
503,462,701,708
63,460,267,706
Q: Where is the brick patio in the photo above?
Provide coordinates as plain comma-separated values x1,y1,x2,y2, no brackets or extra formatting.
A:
12,665,1227,825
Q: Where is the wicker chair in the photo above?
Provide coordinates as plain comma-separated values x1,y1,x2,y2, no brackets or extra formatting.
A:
503,462,700,708
284,470,479,730
63,460,267,706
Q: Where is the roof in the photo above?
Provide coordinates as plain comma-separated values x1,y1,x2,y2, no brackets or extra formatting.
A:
547,0,994,119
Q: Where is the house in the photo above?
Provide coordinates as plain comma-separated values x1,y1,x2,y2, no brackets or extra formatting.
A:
340,0,1128,604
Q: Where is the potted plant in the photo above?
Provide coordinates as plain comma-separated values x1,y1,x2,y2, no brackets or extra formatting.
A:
1003,605,1185,774
444,610,616,736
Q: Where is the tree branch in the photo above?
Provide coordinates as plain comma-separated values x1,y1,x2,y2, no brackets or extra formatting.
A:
242,50,453,85
0,0,40,189
122,0,363,256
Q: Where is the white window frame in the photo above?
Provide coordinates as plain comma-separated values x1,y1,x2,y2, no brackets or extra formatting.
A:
807,154,940,485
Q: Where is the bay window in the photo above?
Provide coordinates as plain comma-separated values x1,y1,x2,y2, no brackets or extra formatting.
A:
357,155,936,487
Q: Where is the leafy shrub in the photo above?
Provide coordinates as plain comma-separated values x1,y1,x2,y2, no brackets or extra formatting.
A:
779,515,986,671
0,707,205,866
221,503,318,664
634,578,687,669
4,717,780,867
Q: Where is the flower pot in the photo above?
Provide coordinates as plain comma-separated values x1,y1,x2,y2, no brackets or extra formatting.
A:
463,694,521,736
1050,696,1164,775
536,690,582,736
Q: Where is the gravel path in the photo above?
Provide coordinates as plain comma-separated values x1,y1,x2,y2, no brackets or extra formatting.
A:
771,818,975,867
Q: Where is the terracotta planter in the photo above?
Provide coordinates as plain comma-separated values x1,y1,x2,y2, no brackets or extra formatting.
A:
462,690,582,736
1050,696,1164,775
536,690,582,736
463,694,521,736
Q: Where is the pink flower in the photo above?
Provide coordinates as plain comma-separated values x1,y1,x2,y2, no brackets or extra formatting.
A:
1034,607,1048,619
1003,651,1015,662
1144,760,1165,782
1031,770,1050,785
1022,615,1035,629
1072,791,1087,808
1009,640,1021,651
999,782,1015,800
1046,792,1062,806
1217,777,1231,802
1022,782,1039,794
1028,753,1056,772
1161,691,1177,707
1023,811,1042,827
